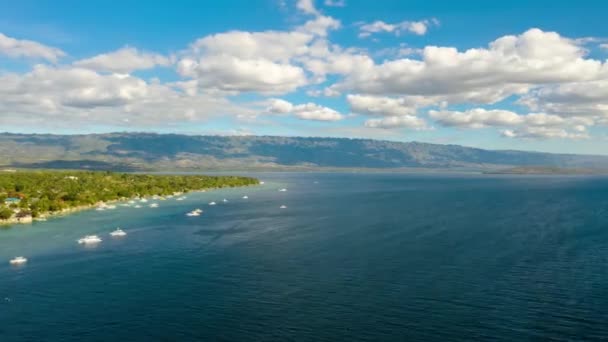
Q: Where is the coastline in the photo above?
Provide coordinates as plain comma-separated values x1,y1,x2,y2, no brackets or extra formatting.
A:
0,183,259,228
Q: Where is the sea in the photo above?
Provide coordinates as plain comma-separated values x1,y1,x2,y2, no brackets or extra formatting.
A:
1,172,608,341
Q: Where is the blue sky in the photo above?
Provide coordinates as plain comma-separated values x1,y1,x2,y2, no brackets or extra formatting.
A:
1,0,608,154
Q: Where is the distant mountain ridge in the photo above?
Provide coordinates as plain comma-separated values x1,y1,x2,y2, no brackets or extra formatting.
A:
1,133,607,172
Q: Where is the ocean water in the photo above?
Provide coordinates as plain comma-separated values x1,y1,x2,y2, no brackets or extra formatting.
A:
2,172,608,341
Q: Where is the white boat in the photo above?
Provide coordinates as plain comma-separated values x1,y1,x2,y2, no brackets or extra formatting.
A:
280,205,287,209
110,228,127,237
9,256,27,265
279,188,287,192
186,211,200,217
223,199,228,203
242,195,249,199
78,235,102,244
134,204,142,208
96,207,106,211
194,208,203,213
209,201,217,206
128,200,136,204
149,203,159,208
139,198,148,203
106,205,117,210
260,181,265,185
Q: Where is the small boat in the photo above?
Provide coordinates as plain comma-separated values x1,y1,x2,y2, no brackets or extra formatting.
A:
194,208,203,213
242,195,249,199
96,207,106,211
222,199,228,203
128,200,136,204
280,205,287,209
279,188,287,192
139,198,148,203
9,256,27,265
106,205,117,210
134,204,142,208
260,181,265,185
149,203,159,208
186,212,200,217
209,201,217,206
110,228,127,237
78,235,102,244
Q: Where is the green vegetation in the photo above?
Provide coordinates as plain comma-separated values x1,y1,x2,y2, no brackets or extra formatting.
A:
0,170,258,221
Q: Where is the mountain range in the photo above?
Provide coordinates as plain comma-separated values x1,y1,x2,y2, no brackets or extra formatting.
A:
1,133,607,172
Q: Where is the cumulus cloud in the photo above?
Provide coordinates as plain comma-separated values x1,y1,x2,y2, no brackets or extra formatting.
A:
518,80,608,119
501,126,588,139
364,115,428,129
175,15,339,94
0,65,252,128
73,47,171,73
177,55,307,94
266,98,343,121
338,29,605,106
297,15,341,37
348,94,437,116
297,0,320,15
0,32,66,62
358,19,439,38
429,108,590,139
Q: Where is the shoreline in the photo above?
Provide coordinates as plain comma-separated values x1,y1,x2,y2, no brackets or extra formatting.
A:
0,183,259,228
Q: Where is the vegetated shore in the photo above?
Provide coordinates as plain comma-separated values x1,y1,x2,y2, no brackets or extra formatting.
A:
0,170,259,227
0,188,225,227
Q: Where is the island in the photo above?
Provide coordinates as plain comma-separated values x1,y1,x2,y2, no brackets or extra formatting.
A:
0,170,258,224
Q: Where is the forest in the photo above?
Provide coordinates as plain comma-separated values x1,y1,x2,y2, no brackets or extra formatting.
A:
0,170,258,220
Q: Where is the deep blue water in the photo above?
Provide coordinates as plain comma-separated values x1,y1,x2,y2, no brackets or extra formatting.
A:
2,172,608,341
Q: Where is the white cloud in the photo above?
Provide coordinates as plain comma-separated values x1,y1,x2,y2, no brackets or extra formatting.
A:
190,30,314,62
297,0,320,15
338,29,605,106
73,47,171,73
358,19,438,38
429,108,590,139
176,16,339,95
428,109,573,128
501,127,588,139
297,15,341,37
364,115,428,129
267,98,343,121
600,43,608,50
348,94,436,116
518,80,608,119
324,0,345,7
177,55,307,94
0,32,65,62
0,65,253,128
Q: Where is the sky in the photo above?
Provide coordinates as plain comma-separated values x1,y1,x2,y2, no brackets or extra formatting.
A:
1,0,608,154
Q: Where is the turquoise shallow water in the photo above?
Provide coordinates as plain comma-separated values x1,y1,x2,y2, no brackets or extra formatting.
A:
2,172,608,341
